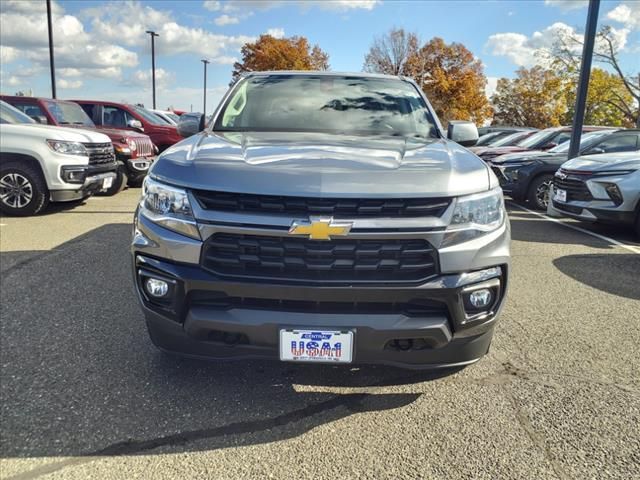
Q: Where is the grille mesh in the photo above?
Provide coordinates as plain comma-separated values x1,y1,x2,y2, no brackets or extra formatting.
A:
201,233,439,283
554,170,593,202
83,142,115,165
193,190,450,218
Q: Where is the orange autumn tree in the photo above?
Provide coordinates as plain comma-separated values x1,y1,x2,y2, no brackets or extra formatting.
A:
232,35,330,83
364,29,492,125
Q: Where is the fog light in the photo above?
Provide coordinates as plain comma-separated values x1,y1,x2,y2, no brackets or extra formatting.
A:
469,289,492,309
145,278,169,298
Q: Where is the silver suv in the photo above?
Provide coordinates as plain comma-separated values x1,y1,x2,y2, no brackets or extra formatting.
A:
549,150,640,237
131,72,510,368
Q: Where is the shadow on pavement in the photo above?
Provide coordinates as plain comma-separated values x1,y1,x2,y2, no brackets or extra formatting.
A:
553,253,640,300
0,224,452,473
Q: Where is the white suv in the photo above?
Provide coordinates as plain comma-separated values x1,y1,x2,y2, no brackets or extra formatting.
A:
0,100,118,216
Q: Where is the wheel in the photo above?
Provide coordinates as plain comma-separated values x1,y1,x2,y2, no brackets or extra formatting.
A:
527,174,554,211
0,161,49,216
97,165,127,196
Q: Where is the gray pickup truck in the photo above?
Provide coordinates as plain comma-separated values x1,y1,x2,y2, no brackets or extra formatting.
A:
131,72,510,368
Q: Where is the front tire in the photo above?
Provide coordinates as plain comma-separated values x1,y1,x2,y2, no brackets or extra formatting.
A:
0,162,49,216
527,174,554,211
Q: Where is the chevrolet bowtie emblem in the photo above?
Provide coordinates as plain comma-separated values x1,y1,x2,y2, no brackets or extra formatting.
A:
289,217,353,241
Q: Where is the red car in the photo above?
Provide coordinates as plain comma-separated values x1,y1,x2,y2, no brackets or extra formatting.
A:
475,126,611,162
72,100,183,152
1,95,156,192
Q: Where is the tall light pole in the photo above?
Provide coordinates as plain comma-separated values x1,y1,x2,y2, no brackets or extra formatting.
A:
46,0,56,98
568,0,600,159
146,30,159,108
201,59,210,117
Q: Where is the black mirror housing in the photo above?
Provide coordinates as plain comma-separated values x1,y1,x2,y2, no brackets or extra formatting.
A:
447,121,479,147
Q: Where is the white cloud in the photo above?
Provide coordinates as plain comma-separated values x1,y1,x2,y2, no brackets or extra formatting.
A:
203,0,222,11
316,0,380,11
485,22,629,67
544,0,588,11
266,28,285,39
7,76,21,87
607,2,640,30
214,14,240,26
485,76,499,99
58,78,83,89
204,0,379,15
0,0,63,15
0,46,20,64
131,68,175,89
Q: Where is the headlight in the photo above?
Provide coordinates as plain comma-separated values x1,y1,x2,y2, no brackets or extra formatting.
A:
442,188,505,246
127,138,137,151
139,177,200,239
46,140,87,156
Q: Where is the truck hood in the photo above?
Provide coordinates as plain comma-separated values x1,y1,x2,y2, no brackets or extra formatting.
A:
151,131,490,197
12,123,111,143
562,151,640,172
491,151,563,164
92,126,149,140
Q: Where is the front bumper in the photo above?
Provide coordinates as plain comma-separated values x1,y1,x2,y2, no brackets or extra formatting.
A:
116,153,155,183
50,167,117,202
131,212,510,368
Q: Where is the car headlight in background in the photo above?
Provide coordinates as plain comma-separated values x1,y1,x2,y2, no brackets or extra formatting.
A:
442,188,506,247
139,177,200,239
46,140,88,156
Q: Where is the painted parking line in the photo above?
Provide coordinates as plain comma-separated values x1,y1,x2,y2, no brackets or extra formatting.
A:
509,202,640,255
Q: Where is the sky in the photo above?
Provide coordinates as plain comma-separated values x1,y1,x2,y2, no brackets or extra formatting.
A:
1,0,638,114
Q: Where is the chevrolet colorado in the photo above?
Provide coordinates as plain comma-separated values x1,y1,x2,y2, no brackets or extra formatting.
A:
132,72,511,368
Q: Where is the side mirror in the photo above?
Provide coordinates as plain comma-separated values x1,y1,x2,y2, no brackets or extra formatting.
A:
447,121,479,147
127,119,144,131
585,147,604,155
542,142,557,150
177,113,205,138
30,115,48,124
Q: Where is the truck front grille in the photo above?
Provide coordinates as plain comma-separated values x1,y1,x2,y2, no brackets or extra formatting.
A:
133,137,154,157
554,170,593,202
201,233,439,284
190,290,447,316
83,142,115,165
192,190,450,218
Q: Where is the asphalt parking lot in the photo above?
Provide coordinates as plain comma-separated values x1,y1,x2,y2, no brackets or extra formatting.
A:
1,188,639,480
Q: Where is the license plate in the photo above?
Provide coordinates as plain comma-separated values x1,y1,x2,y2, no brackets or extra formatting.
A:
280,329,353,363
102,177,114,189
553,187,567,202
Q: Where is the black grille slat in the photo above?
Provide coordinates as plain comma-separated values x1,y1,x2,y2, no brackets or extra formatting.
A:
201,233,438,283
554,170,593,202
189,291,447,317
83,142,115,165
193,190,450,218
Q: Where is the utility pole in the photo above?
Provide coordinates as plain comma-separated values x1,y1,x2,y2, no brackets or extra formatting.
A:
201,59,210,117
568,0,600,159
46,0,56,98
146,30,159,108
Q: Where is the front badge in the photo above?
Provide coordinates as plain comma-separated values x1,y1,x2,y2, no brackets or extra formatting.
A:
289,216,353,241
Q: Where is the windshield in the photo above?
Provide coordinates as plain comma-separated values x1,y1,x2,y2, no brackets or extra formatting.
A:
516,129,557,149
134,106,166,125
0,101,35,124
491,131,531,147
166,112,180,123
44,100,94,126
475,132,503,146
214,75,439,138
549,131,611,153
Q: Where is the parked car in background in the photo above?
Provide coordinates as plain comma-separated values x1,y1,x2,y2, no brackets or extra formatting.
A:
0,101,117,215
477,126,536,137
475,126,610,162
548,151,640,237
133,71,510,368
73,100,183,152
149,109,180,126
470,130,538,155
474,128,535,147
487,129,640,210
1,95,155,191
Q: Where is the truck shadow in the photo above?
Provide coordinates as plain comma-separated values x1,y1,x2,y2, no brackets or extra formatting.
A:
0,224,456,475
